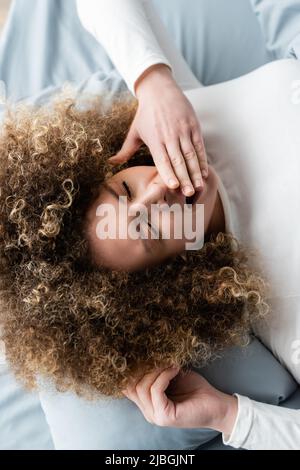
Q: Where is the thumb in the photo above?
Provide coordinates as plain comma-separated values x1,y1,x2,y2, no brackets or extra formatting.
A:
109,126,142,164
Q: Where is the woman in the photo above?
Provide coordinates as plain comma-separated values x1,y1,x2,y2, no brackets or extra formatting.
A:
0,0,299,451
1,60,299,450
74,0,300,449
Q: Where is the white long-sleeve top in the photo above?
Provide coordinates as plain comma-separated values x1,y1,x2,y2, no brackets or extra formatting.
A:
76,0,200,96
76,0,300,450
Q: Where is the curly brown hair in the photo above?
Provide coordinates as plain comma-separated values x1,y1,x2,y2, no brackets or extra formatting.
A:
0,90,269,398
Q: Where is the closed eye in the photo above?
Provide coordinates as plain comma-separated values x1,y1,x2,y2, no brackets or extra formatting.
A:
139,219,161,253
140,214,160,242
146,220,159,239
122,181,132,200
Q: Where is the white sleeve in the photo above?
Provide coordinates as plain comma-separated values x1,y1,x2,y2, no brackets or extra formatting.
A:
223,394,300,450
76,0,201,97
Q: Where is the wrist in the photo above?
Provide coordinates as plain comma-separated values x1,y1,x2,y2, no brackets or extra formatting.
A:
213,393,238,436
135,63,174,98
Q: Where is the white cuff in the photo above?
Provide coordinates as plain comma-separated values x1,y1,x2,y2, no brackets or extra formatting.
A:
130,56,173,97
222,394,254,449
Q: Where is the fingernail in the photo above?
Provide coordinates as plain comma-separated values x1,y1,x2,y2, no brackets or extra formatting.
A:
202,169,208,178
183,186,194,196
168,178,179,188
195,179,203,189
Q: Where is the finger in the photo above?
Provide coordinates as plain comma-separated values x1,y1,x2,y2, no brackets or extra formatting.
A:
192,129,209,179
108,126,142,164
179,133,203,191
150,143,180,189
150,368,180,420
135,368,166,416
123,369,166,425
122,381,139,403
122,384,154,423
165,141,195,197
122,368,146,402
164,369,185,396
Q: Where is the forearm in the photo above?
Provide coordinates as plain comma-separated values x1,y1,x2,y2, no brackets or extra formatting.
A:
223,394,300,450
76,0,172,97
76,0,201,97
141,1,201,92
250,0,300,59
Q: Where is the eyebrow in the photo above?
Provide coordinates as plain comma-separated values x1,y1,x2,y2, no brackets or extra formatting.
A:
102,182,154,254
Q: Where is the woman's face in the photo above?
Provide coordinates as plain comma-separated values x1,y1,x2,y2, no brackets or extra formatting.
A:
85,164,219,271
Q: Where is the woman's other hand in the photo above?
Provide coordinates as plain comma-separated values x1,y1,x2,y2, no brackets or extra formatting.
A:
108,64,208,197
122,367,238,436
